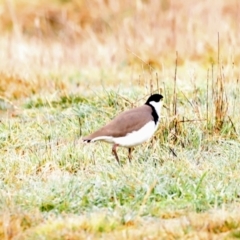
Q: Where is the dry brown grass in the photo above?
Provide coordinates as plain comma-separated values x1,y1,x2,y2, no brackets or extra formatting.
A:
0,0,239,76
0,209,239,239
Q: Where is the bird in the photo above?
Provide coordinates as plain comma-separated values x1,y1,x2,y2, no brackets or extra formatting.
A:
83,93,164,164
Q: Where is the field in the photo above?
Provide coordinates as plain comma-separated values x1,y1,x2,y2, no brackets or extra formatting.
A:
1,0,240,239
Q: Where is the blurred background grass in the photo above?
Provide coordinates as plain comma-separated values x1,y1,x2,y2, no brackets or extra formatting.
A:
0,0,239,99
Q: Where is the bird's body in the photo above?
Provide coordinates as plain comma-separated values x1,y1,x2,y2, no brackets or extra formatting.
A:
83,94,163,164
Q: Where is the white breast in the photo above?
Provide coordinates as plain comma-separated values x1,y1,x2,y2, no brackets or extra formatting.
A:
112,120,158,147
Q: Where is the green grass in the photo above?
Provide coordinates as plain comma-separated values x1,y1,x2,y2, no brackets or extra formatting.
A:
1,84,240,239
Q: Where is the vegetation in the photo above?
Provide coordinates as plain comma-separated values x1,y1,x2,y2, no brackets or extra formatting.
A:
0,0,240,239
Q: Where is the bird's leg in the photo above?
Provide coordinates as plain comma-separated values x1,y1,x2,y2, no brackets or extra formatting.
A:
112,144,120,164
128,148,133,163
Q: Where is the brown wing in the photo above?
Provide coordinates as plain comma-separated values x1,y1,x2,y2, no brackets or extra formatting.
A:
83,105,153,140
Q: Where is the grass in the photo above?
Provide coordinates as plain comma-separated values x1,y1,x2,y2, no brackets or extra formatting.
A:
1,86,240,239
1,0,240,239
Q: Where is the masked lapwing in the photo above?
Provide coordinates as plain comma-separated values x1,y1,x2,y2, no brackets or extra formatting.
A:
83,94,164,164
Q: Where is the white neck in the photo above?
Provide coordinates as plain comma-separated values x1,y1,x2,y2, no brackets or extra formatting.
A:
149,100,163,120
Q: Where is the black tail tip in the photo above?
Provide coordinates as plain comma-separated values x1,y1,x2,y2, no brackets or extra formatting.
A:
83,139,91,143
